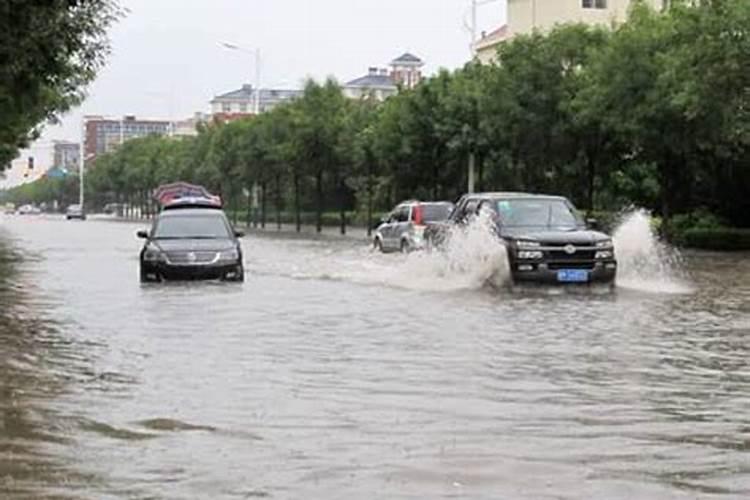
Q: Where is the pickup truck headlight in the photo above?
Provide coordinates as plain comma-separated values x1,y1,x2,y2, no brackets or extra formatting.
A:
517,240,541,249
595,250,614,260
518,250,543,260
595,239,613,248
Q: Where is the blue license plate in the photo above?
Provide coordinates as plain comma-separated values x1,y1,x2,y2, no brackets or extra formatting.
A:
557,269,589,283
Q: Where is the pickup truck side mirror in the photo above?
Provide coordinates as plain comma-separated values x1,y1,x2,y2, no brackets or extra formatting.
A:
234,230,245,238
586,218,599,230
136,230,149,239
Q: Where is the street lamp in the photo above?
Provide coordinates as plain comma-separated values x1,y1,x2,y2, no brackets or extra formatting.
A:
220,42,262,114
467,0,501,57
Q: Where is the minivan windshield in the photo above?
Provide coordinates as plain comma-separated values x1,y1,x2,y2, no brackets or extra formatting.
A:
153,213,231,239
495,199,581,228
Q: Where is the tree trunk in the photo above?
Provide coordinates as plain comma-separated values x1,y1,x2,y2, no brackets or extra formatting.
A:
294,172,301,233
432,159,439,200
477,154,484,192
586,156,596,213
660,153,676,240
367,163,374,237
275,174,282,231
315,170,323,233
338,175,346,236
261,181,267,229
231,190,238,227
251,184,253,227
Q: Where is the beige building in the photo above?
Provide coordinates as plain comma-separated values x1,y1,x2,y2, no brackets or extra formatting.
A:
343,53,424,101
475,0,667,63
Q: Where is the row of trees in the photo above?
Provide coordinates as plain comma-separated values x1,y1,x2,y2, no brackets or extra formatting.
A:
5,1,749,231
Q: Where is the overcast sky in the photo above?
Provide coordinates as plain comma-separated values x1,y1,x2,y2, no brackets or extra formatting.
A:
3,0,506,186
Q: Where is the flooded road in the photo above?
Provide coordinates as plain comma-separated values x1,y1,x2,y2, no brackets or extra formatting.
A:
1,215,749,499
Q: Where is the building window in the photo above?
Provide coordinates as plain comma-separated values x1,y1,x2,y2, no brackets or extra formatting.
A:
582,0,607,8
222,103,231,113
239,102,247,113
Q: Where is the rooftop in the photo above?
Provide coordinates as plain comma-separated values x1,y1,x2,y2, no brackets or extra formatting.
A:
211,84,255,102
211,85,303,103
391,52,424,66
475,25,510,51
346,71,396,89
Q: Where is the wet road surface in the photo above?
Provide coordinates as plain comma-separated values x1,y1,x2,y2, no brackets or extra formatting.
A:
1,215,749,499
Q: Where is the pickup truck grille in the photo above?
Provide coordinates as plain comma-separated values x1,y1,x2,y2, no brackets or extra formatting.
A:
547,250,596,260
548,261,596,270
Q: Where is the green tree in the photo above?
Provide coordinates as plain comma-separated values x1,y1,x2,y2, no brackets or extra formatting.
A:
0,0,121,167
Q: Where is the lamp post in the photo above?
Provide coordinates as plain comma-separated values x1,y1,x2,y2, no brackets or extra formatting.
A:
220,42,263,226
78,117,98,211
468,0,501,56
79,118,85,208
220,42,262,115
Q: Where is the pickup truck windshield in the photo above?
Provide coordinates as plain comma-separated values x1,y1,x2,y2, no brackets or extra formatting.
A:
496,199,581,228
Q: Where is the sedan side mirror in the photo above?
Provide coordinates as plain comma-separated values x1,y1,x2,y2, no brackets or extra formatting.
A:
136,230,149,239
234,230,245,238
586,218,599,230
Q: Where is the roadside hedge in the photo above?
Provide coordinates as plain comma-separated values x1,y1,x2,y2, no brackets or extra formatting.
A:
679,228,750,251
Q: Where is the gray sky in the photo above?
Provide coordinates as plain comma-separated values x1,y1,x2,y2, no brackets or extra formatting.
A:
4,0,506,186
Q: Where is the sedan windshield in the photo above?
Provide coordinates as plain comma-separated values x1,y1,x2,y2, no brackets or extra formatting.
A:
495,199,581,228
153,214,231,239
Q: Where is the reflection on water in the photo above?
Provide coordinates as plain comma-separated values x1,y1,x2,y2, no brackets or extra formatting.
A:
0,216,749,499
0,233,101,499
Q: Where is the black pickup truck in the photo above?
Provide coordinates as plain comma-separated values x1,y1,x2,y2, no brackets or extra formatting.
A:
426,192,617,285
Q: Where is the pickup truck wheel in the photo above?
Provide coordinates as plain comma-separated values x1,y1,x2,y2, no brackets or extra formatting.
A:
374,238,384,253
400,240,410,254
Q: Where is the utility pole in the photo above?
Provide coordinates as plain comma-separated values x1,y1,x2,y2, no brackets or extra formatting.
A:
471,0,478,56
220,42,262,115
254,48,261,115
468,0,479,193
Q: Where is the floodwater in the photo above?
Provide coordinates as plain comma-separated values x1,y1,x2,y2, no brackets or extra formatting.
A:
0,214,748,499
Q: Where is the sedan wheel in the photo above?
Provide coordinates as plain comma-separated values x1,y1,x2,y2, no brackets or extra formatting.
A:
140,267,161,283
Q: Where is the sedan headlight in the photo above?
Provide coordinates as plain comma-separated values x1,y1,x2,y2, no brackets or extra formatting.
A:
219,248,240,261
143,245,166,262
516,240,541,249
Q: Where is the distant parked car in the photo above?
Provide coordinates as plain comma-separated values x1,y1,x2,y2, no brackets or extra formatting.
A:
66,204,86,220
16,204,41,215
374,201,454,253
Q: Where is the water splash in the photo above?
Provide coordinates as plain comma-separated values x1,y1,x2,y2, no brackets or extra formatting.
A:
390,211,510,291
613,209,692,294
247,212,509,292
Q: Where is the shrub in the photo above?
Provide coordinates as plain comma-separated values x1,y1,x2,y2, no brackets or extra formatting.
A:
681,228,750,251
